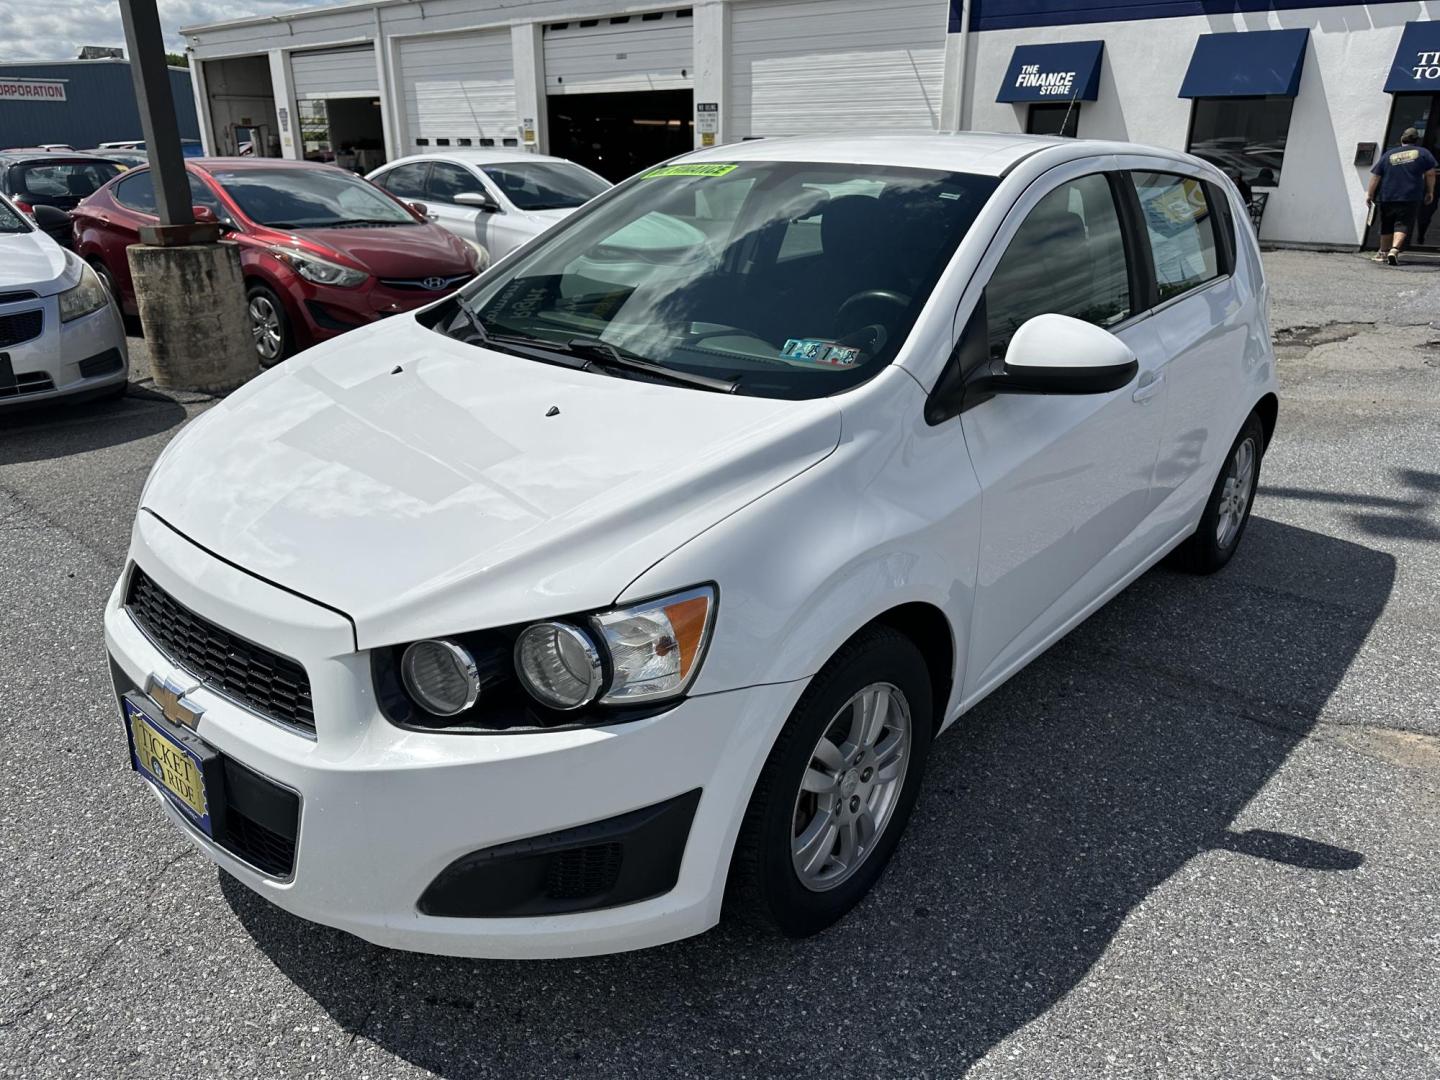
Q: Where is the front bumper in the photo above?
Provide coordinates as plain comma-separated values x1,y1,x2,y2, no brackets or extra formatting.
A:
287,276,467,350
1,291,127,406
104,511,802,958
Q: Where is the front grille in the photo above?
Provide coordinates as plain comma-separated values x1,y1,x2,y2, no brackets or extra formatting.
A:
126,567,316,733
78,348,124,378
378,274,471,292
0,372,54,399
0,290,38,304
0,309,43,348
545,843,624,901
223,802,297,876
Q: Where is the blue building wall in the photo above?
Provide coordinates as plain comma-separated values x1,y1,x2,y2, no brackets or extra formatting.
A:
0,60,198,149
956,0,1378,31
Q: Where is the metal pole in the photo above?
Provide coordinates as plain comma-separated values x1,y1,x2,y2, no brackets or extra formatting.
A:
117,0,216,244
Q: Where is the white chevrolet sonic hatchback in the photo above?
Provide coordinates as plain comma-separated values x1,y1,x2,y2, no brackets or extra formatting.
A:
106,134,1277,958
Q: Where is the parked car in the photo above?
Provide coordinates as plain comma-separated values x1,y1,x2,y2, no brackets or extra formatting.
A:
0,150,124,246
86,149,148,169
74,158,484,364
0,192,127,406
105,134,1277,959
368,150,609,259
98,139,205,158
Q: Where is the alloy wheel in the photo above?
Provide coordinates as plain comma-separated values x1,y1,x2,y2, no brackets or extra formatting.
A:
248,295,282,362
790,682,912,892
1215,436,1257,549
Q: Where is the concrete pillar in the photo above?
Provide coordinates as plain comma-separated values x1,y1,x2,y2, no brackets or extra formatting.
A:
373,8,399,160
511,23,546,153
693,0,729,148
269,48,301,159
127,243,255,394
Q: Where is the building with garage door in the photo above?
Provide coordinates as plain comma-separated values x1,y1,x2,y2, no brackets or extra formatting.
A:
181,0,1440,248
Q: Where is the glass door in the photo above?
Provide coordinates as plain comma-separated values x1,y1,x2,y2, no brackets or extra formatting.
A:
1374,94,1440,250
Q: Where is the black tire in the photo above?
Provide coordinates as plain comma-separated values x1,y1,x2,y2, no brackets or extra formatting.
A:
90,258,140,335
1172,411,1265,574
245,283,292,368
728,625,933,937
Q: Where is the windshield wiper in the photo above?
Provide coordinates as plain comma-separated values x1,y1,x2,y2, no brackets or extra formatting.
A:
451,302,589,370
566,335,738,394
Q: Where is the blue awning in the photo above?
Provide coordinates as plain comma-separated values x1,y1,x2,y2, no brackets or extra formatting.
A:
1178,28,1309,98
996,41,1104,103
1385,22,1440,93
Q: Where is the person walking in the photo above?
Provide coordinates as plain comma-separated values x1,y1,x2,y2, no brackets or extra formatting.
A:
1366,128,1437,265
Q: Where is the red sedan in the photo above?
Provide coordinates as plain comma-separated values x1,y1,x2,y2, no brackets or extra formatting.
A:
74,158,484,364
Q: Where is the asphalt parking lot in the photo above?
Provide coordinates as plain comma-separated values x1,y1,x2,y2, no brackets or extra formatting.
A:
1,250,1437,1079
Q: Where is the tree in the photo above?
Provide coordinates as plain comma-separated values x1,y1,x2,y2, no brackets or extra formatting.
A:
165,52,189,67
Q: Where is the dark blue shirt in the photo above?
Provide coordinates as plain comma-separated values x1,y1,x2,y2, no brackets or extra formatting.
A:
1371,144,1437,204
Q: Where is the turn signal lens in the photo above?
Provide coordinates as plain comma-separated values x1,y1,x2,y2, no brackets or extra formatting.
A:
401,639,480,717
592,586,716,704
514,622,603,711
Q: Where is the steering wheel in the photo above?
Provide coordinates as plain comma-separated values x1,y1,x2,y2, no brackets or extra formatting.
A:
836,289,911,335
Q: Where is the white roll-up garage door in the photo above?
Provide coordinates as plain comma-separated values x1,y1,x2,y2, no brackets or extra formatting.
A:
543,10,694,95
730,0,946,138
290,45,378,99
397,30,518,146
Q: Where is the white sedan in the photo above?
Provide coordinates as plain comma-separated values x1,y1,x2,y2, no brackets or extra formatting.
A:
0,193,127,406
367,150,610,260
105,133,1275,958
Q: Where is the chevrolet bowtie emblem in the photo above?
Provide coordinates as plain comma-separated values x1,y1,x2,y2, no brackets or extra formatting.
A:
144,674,205,730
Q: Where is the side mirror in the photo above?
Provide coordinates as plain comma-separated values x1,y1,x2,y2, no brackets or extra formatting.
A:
31,204,70,229
409,201,429,218
964,313,1137,408
454,191,500,213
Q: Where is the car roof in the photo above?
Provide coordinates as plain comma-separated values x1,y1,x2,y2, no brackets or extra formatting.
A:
382,149,583,169
673,131,1200,177
0,150,124,163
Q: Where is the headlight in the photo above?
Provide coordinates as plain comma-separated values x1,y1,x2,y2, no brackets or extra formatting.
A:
270,246,368,288
591,585,716,704
461,237,490,271
514,622,603,711
400,639,480,717
58,260,109,323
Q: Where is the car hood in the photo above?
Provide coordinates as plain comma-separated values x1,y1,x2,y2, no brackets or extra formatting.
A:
142,317,842,648
0,229,72,294
289,223,474,278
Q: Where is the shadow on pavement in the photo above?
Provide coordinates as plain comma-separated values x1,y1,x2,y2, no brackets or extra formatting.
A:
221,515,1392,1077
0,386,187,466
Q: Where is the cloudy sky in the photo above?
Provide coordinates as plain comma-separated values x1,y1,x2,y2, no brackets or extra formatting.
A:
0,0,309,61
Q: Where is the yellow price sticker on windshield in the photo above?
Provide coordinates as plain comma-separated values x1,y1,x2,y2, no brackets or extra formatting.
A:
642,163,738,179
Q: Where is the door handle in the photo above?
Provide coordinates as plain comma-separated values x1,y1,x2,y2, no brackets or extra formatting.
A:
1131,372,1164,404
426,212,439,222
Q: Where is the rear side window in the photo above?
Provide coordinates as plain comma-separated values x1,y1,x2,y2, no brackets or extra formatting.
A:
985,172,1132,358
377,162,429,199
114,170,157,214
1130,172,1222,301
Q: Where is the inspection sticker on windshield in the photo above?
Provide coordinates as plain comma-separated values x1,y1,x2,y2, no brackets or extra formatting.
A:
642,163,739,179
780,338,861,367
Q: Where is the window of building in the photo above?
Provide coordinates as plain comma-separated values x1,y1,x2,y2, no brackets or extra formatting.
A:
1027,103,1078,139
1130,172,1222,301
1186,96,1293,188
985,173,1131,358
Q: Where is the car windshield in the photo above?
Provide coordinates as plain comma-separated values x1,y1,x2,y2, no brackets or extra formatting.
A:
482,162,610,211
210,167,417,228
455,160,997,399
11,160,120,200
0,196,31,233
